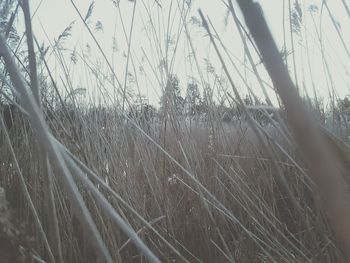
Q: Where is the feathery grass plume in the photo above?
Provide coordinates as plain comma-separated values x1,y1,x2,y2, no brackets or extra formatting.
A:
84,1,94,23
54,21,75,50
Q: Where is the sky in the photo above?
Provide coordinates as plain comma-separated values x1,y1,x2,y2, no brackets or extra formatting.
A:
21,0,350,108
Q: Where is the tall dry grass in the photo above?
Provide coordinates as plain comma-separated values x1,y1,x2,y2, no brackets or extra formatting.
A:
0,0,350,262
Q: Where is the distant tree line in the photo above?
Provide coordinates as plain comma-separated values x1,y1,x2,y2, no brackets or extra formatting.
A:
128,74,281,127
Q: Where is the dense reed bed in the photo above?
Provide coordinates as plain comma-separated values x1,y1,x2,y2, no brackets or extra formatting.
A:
1,0,350,262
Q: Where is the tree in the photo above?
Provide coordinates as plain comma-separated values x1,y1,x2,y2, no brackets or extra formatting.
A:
338,97,350,112
336,96,350,122
128,96,156,132
185,82,201,116
159,74,184,116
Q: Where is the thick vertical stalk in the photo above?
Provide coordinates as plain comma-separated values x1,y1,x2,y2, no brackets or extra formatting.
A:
45,159,64,263
236,1,350,259
21,0,40,106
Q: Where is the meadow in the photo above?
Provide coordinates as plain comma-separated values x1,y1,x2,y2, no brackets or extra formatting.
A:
0,0,350,262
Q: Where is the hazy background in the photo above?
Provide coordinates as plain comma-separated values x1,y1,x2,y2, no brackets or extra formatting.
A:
25,0,350,107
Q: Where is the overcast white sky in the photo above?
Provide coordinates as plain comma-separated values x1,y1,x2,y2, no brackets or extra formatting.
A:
24,0,350,107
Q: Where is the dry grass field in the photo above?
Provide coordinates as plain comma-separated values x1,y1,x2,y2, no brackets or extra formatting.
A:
1,0,350,262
